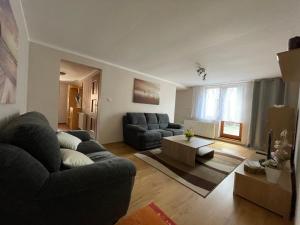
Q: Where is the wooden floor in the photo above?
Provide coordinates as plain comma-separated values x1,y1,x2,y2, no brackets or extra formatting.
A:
105,141,294,225
58,123,70,131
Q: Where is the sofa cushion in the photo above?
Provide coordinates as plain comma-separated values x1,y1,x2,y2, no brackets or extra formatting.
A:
156,113,170,129
60,148,94,168
0,114,61,172
57,132,82,150
139,130,161,142
145,113,159,130
168,123,183,129
86,151,115,162
165,128,184,136
153,129,173,137
16,111,50,126
76,140,106,154
66,130,91,141
0,111,49,131
127,113,148,129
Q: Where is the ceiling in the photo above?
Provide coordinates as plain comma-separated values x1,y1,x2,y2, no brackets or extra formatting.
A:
21,0,300,87
60,59,99,82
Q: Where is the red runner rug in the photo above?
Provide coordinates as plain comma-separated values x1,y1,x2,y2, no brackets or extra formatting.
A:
116,202,177,225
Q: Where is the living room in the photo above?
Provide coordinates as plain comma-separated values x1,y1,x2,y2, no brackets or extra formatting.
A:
0,1,300,225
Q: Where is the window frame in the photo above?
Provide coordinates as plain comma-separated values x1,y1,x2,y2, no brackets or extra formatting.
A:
220,121,242,141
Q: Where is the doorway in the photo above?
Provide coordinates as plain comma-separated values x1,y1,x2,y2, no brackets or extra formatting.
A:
58,59,101,139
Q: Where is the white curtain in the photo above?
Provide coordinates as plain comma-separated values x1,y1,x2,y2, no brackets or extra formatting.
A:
191,86,204,121
220,85,244,122
191,82,254,145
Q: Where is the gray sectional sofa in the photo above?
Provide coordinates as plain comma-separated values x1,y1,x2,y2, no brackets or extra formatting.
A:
123,113,183,150
0,112,136,225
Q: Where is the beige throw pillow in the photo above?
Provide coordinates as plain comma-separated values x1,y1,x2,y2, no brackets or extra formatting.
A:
57,132,82,150
60,148,94,168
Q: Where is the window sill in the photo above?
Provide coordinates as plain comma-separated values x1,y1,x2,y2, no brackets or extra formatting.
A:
216,137,243,145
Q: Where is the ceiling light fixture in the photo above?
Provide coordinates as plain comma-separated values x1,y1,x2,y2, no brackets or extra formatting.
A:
196,64,207,81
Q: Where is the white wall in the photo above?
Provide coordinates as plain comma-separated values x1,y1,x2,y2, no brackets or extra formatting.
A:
27,42,177,144
27,43,60,127
174,88,193,124
58,82,68,123
100,66,176,143
0,1,29,127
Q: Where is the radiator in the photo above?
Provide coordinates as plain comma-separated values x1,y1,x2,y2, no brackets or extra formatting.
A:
184,120,217,139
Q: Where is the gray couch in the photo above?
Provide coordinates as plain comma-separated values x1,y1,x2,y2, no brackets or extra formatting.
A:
0,112,136,225
123,113,183,150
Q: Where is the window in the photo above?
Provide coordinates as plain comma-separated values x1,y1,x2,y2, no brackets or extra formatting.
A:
198,86,242,122
220,121,242,141
191,83,252,144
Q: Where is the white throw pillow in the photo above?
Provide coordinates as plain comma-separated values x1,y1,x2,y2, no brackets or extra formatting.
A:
60,148,94,168
57,132,82,150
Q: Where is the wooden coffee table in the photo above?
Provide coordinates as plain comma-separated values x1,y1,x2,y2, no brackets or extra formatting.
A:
161,135,214,167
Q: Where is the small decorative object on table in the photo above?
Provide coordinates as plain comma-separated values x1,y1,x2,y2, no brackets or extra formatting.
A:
261,129,291,183
184,129,194,141
244,160,265,175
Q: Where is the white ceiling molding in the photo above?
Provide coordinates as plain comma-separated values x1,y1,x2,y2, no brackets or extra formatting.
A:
79,69,101,82
60,59,99,82
31,39,186,89
21,0,300,87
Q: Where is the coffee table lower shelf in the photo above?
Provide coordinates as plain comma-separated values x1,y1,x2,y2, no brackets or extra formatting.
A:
161,135,214,167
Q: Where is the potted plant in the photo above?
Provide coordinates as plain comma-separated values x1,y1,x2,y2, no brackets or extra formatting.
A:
184,129,194,141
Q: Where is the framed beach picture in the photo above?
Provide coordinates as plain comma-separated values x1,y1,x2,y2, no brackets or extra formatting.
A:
133,78,160,105
0,0,18,104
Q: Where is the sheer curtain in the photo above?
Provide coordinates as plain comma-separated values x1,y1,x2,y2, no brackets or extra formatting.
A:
191,86,205,121
191,82,253,144
220,86,243,122
191,86,221,121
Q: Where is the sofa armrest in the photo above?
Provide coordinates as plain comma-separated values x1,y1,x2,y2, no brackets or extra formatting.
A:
126,124,147,133
66,130,91,141
40,157,136,198
0,144,49,217
37,157,136,224
168,123,183,129
0,144,49,198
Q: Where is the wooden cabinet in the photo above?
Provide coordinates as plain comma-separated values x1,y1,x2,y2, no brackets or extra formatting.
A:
267,106,296,147
68,107,81,130
277,48,300,82
234,164,293,219
66,85,82,130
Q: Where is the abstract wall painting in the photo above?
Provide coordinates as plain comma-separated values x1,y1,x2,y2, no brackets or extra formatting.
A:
0,0,18,104
133,78,160,105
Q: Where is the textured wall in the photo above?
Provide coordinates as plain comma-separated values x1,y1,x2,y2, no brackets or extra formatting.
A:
0,1,29,127
26,42,177,144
